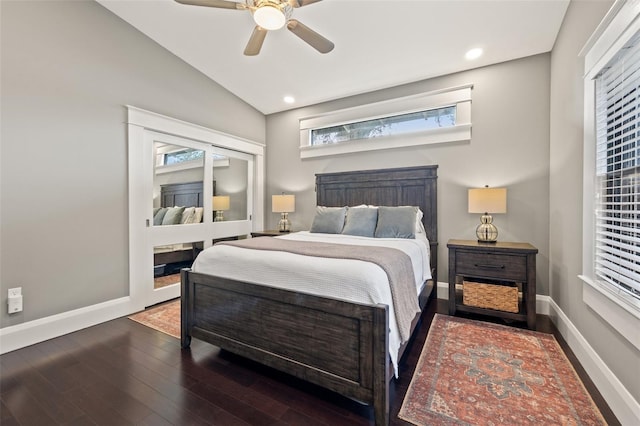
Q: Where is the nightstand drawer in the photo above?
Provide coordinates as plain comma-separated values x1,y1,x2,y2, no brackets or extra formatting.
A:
456,251,527,282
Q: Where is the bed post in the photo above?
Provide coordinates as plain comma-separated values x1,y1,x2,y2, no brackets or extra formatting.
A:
180,268,192,348
373,304,390,426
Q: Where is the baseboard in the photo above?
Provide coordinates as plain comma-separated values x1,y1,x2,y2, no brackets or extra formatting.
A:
436,282,639,424
547,298,640,425
0,296,138,354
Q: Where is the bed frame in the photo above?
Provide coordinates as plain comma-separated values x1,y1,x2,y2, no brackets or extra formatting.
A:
181,165,438,426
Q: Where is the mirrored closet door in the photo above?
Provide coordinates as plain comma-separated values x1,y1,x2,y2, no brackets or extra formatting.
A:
144,132,255,307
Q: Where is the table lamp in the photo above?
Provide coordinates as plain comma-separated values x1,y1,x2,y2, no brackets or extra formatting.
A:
468,186,507,242
272,194,295,232
212,195,230,221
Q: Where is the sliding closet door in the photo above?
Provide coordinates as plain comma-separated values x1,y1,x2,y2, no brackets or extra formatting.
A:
145,131,213,306
210,147,253,243
127,107,265,311
141,134,257,307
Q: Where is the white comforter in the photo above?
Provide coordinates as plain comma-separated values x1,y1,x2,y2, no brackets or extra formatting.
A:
191,231,431,376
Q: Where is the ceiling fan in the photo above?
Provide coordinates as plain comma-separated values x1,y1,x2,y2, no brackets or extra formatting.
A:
175,0,334,56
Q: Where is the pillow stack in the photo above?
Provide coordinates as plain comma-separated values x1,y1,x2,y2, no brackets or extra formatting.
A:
310,205,424,239
152,206,204,225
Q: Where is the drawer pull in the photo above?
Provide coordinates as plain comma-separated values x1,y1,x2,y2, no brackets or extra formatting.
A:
475,263,505,270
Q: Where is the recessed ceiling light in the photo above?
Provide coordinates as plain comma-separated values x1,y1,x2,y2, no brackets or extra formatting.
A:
283,96,295,104
465,48,483,60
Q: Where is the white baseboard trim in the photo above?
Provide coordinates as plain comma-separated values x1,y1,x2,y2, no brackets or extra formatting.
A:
3,283,638,424
436,281,449,299
0,296,138,354
436,282,639,424
547,298,640,425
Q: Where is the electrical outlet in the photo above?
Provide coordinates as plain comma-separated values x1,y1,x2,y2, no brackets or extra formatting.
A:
8,287,23,314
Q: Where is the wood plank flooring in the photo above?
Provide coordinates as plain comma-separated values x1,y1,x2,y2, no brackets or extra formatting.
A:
1,299,619,425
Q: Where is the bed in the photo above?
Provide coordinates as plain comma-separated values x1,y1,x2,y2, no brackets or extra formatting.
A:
180,165,438,426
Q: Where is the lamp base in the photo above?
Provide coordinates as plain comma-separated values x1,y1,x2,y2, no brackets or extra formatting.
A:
476,213,498,242
278,212,291,232
214,211,225,222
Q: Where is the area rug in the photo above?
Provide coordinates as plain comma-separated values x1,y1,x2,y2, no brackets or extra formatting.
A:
399,314,606,425
128,300,180,339
154,273,180,289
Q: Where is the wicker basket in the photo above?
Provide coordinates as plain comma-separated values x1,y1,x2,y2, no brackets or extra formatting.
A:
463,281,519,313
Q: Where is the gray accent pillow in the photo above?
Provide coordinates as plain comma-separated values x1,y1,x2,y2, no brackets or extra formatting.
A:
374,206,416,239
153,207,168,226
310,206,348,234
161,206,186,225
342,207,378,237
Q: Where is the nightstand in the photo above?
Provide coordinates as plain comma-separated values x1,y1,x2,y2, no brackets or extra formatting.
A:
447,239,538,329
251,230,289,237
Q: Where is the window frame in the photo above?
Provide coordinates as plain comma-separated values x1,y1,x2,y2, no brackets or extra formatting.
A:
298,84,472,159
581,0,640,351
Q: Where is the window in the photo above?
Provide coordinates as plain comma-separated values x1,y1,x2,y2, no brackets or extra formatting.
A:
594,33,640,302
155,146,229,174
299,85,472,158
581,1,640,351
310,106,456,146
164,148,204,165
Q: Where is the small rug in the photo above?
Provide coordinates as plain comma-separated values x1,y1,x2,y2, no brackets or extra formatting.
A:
399,314,606,425
154,273,180,289
128,300,180,339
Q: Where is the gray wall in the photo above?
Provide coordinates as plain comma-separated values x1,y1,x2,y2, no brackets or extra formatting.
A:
266,54,551,294
0,0,265,327
549,0,640,401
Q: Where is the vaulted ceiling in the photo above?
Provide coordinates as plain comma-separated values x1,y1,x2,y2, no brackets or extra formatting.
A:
97,0,570,114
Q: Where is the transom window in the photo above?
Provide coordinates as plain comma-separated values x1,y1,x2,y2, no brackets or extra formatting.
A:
164,148,204,165
299,84,472,159
310,106,456,146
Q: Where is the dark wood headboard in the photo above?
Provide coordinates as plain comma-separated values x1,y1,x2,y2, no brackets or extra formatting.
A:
160,181,216,208
315,165,438,282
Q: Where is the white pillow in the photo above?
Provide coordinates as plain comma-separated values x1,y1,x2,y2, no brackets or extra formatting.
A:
193,207,204,223
180,207,196,224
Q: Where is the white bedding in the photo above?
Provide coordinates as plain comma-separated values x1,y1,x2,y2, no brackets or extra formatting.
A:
191,231,431,376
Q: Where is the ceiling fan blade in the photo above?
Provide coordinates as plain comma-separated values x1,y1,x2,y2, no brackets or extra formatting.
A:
174,0,244,10
287,19,334,54
244,26,268,56
289,0,323,7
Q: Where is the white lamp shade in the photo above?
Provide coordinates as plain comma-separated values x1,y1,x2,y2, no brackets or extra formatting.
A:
212,195,230,211
468,187,507,214
272,194,295,213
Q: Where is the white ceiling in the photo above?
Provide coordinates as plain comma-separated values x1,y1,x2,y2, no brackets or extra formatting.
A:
97,0,570,115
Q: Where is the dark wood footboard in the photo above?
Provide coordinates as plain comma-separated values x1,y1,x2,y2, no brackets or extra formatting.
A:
181,268,391,425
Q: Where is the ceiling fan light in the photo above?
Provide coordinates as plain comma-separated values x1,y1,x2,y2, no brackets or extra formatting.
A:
254,5,285,30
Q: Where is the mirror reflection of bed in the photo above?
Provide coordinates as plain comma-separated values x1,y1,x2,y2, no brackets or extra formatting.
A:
152,181,207,289
154,242,203,289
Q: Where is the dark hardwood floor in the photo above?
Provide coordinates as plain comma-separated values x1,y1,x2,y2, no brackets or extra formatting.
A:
1,299,619,425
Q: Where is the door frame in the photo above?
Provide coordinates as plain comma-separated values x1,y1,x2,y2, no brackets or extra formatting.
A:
127,106,265,310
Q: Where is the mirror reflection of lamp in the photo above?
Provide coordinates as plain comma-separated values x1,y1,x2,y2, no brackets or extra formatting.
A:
468,186,507,243
272,194,295,232
212,195,230,222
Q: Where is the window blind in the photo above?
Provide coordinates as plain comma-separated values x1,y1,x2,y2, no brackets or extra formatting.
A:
594,31,640,301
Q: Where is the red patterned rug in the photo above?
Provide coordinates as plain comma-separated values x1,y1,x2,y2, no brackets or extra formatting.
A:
399,314,606,425
128,300,180,339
